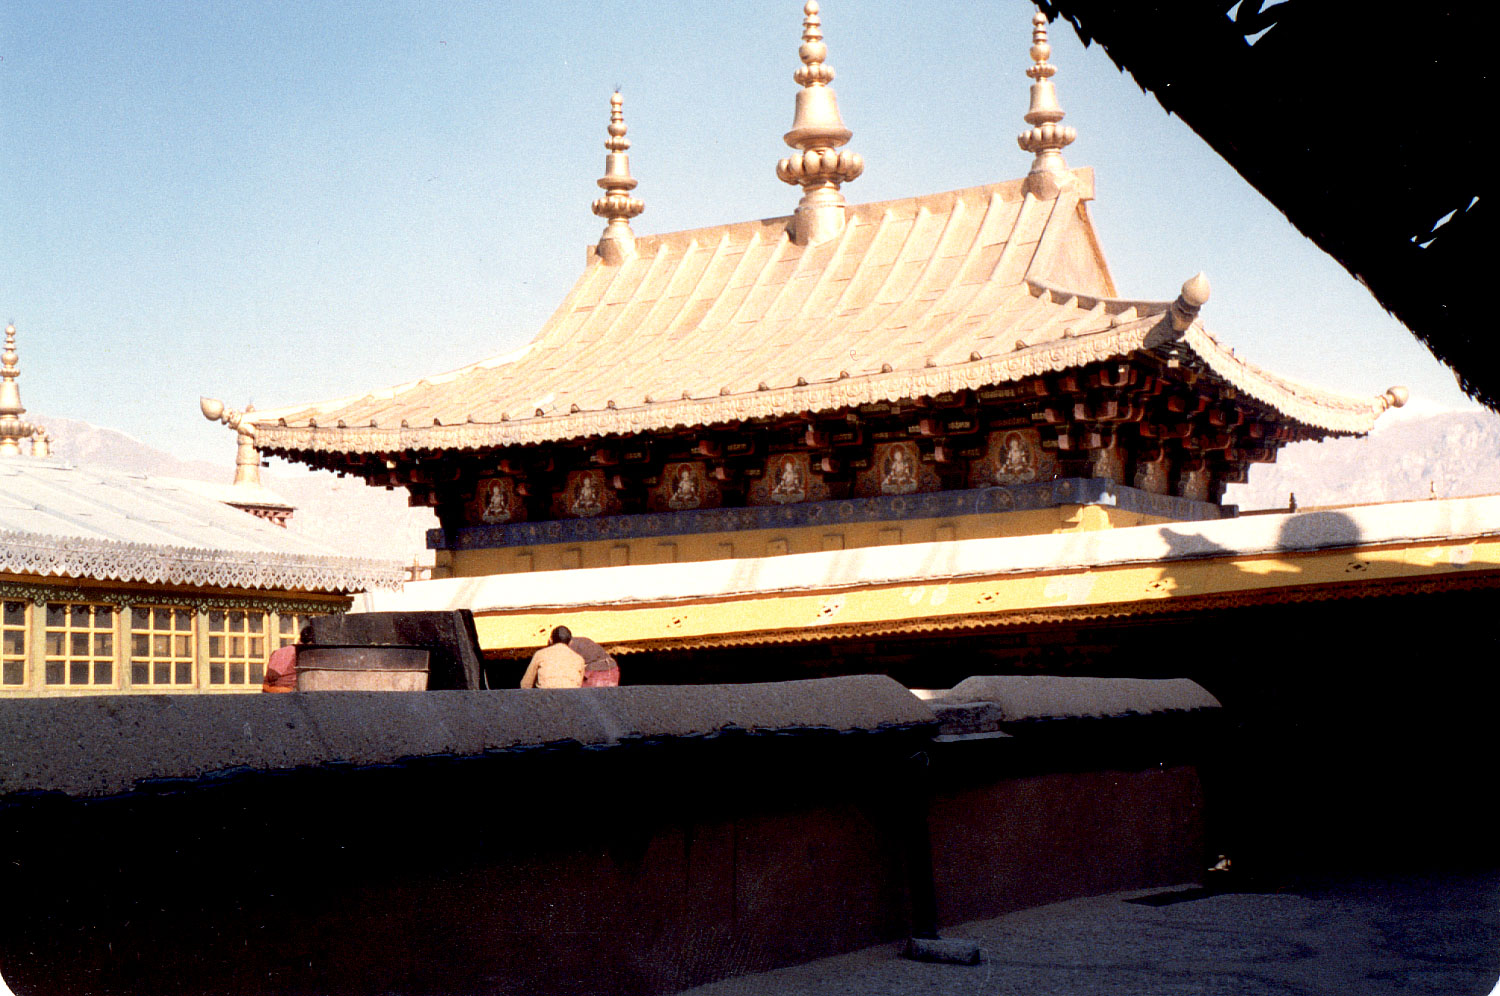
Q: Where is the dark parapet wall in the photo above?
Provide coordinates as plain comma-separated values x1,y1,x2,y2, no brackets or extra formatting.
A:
0,679,937,996
0,677,1218,996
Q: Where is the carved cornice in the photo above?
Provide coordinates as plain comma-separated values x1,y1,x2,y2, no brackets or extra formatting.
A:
0,530,405,593
0,578,347,615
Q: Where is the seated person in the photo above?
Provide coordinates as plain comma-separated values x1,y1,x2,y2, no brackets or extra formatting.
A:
570,635,621,687
519,626,586,688
262,644,298,693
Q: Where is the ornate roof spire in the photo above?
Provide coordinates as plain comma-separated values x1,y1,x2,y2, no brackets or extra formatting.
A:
591,91,644,265
777,1,863,245
199,397,265,488
0,323,42,457
1017,12,1077,198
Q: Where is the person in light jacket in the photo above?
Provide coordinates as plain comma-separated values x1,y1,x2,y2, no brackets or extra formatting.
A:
519,626,586,688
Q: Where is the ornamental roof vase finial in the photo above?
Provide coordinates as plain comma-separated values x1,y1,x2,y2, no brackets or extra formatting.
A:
776,2,863,245
1016,12,1077,197
592,91,645,264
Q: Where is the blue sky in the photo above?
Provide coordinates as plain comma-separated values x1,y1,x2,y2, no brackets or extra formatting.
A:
1,1,1475,468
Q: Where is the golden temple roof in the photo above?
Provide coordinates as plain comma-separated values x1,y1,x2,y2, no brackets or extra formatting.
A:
244,169,1391,455
232,8,1399,458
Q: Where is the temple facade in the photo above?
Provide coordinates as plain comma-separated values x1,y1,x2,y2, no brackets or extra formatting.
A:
208,7,1418,665
0,325,404,697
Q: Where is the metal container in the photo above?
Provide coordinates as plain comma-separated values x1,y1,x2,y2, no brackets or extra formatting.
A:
295,646,430,692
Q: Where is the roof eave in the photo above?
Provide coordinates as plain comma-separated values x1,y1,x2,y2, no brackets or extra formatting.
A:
0,530,407,593
253,314,1178,456
253,310,1390,457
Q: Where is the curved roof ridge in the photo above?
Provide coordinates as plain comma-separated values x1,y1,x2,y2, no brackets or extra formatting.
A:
1023,276,1172,318
1177,322,1389,430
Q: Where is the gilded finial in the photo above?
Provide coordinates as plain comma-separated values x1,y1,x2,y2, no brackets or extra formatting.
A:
777,1,863,245
0,323,42,457
1017,12,1076,197
1170,272,1211,331
592,91,644,264
200,396,264,487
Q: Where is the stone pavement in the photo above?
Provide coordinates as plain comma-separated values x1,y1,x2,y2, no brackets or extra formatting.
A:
679,870,1500,996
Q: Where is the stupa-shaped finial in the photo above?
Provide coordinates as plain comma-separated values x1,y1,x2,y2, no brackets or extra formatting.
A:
591,91,644,264
1017,12,1077,197
200,396,264,487
0,323,42,457
777,1,863,245
1170,272,1211,330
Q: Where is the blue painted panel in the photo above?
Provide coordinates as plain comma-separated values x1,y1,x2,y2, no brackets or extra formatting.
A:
427,479,1225,551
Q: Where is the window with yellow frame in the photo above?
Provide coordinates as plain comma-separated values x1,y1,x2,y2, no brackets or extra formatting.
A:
3,601,27,686
274,612,317,652
206,609,268,687
43,602,116,687
130,606,196,687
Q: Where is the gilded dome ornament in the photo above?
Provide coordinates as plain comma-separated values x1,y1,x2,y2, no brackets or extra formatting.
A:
1017,12,1077,197
777,1,863,245
592,91,645,264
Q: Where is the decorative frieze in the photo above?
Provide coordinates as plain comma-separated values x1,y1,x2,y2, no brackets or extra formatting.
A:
415,356,1310,535
0,530,403,593
433,478,1227,552
0,578,345,616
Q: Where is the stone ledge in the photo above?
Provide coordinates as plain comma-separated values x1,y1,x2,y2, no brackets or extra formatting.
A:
0,675,936,801
933,676,1220,735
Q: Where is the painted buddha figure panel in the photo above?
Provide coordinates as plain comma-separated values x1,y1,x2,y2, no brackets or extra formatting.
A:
468,476,524,525
968,429,1058,488
749,452,830,506
855,441,939,497
647,461,723,512
552,469,622,519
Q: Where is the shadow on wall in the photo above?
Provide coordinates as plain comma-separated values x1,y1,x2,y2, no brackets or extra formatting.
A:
1152,509,1499,881
1156,508,1367,594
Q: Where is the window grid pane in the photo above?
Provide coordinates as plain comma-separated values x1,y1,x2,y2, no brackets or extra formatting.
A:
129,605,196,687
2,601,27,686
207,611,272,686
43,602,116,687
272,613,321,651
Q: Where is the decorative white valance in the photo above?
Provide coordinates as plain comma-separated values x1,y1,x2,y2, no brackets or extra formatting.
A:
0,530,405,593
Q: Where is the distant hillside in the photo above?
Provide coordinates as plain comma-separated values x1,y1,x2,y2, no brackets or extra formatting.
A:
34,415,437,566
1225,409,1500,510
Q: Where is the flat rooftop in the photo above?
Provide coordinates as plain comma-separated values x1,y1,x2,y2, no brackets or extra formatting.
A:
677,870,1500,996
